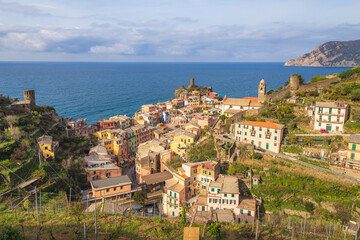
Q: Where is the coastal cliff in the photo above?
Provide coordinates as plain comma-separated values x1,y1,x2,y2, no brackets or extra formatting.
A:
284,40,360,67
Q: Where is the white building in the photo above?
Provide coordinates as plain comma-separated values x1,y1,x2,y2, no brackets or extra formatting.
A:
207,175,240,211
314,102,350,132
221,97,262,115
235,121,284,153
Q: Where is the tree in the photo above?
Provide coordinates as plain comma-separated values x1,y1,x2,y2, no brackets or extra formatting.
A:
206,222,221,238
179,205,187,226
289,135,298,145
219,114,227,123
133,191,147,207
304,137,313,146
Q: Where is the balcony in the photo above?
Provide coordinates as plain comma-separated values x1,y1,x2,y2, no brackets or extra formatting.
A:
265,131,271,136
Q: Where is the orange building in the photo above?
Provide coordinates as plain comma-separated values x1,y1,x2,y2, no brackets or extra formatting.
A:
90,175,132,199
86,163,122,182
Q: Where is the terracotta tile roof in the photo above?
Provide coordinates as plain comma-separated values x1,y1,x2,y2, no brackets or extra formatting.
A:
242,97,259,103
241,121,283,130
237,198,256,211
223,98,250,106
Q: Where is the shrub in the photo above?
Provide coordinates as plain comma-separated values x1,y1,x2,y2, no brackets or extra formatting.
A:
338,66,360,79
309,76,327,84
252,152,263,160
0,225,27,240
304,201,315,214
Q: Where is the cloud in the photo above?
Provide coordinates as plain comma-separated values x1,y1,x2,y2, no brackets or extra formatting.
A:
171,17,198,23
0,20,360,61
90,43,135,55
0,0,52,16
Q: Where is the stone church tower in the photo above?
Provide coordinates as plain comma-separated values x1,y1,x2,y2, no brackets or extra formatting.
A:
258,79,266,103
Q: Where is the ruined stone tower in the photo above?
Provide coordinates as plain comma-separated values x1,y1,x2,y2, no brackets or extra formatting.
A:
258,79,266,103
189,78,195,88
24,90,35,107
290,74,300,92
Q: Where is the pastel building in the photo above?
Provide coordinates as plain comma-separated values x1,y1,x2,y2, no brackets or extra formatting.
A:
37,135,58,160
86,163,122,182
346,134,360,170
170,130,196,156
90,175,132,199
314,102,350,132
207,175,240,211
109,115,133,129
235,121,284,153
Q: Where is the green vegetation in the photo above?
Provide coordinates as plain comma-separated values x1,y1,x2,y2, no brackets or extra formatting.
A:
227,162,249,176
309,75,327,84
251,165,359,223
338,66,360,79
322,81,360,101
261,103,296,125
133,191,147,207
0,225,27,240
187,139,216,162
298,157,329,169
167,155,183,170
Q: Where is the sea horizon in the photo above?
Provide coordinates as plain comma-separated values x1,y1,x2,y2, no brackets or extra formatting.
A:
0,62,351,123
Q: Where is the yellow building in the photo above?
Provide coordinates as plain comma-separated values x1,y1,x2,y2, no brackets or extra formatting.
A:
346,134,360,170
170,130,196,156
37,135,58,160
94,129,128,158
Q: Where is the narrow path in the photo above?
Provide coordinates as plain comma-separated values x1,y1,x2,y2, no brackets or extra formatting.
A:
268,152,360,183
294,133,351,137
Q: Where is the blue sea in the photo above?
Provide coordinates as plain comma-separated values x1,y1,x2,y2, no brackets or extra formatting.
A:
0,62,350,123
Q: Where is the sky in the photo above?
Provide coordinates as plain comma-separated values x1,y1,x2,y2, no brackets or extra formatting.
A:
0,0,360,62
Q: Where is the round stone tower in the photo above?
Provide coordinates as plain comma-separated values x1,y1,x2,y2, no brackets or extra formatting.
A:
189,78,195,88
24,90,35,107
258,79,266,103
290,74,300,92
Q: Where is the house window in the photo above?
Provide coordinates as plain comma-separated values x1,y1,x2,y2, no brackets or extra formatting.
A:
217,189,220,194
113,187,116,191
231,194,234,197
45,146,48,150
170,199,172,203
188,139,190,143
266,143,269,150
214,199,217,203
209,171,212,176
230,200,232,204
319,123,321,126
211,188,215,192
351,153,355,159
245,132,247,136
120,186,123,190
274,136,277,140
106,173,110,177
174,193,177,198
352,144,356,150
224,193,227,197
170,191,172,197
209,198,212,203
259,134,262,138
106,189,110,193
248,211,251,216
94,171,96,174
181,138,183,142
240,209,243,214
259,127,262,131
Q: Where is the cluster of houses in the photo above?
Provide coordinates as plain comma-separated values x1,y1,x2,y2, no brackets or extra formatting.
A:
34,76,359,225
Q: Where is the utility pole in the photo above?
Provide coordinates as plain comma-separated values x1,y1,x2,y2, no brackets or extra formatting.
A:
39,192,42,214
68,188,72,215
84,222,86,240
86,196,89,217
35,186,39,224
115,195,118,229
95,196,97,240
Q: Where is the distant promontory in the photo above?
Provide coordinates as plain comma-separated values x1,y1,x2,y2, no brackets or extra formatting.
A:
284,40,360,67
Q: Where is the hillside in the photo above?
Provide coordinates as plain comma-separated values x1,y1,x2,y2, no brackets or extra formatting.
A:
284,40,360,67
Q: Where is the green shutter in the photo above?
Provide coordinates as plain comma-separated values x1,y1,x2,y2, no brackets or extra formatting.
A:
352,144,356,150
351,153,355,159
266,143,269,150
